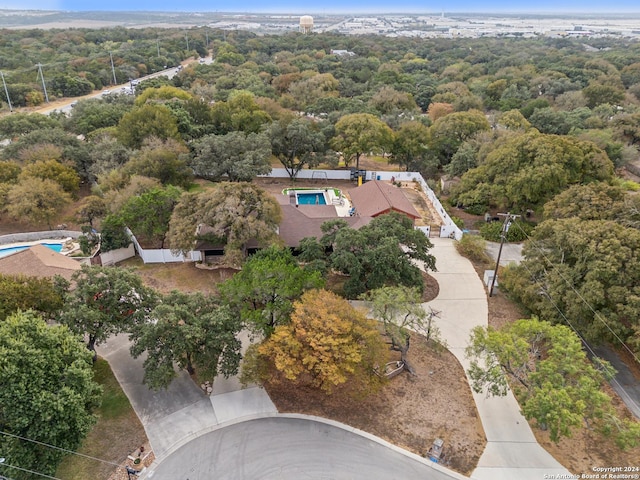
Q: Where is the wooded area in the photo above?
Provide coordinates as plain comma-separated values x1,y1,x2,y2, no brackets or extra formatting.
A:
2,27,640,473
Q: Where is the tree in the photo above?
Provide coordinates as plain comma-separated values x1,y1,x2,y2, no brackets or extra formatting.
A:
583,82,625,108
331,113,393,169
0,311,101,480
129,291,242,390
390,121,431,171
1,128,93,181
363,285,441,374
59,265,158,357
429,109,490,165
451,130,614,212
0,113,60,140
326,212,436,298
116,104,181,149
75,195,108,227
466,318,615,442
0,274,67,321
99,214,132,253
19,159,81,197
427,102,454,122
259,289,388,393
124,137,193,188
167,183,282,266
501,218,640,354
118,185,182,248
6,177,72,228
266,117,331,180
219,246,324,336
190,131,272,182
369,85,417,114
543,182,626,221
65,96,133,136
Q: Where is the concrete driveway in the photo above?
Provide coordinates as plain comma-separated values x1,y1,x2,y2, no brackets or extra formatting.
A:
423,238,570,480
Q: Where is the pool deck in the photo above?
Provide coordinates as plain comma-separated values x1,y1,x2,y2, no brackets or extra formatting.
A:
0,238,78,258
282,188,352,217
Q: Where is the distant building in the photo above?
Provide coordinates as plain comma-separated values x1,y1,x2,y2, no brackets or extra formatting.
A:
300,15,314,33
330,49,355,57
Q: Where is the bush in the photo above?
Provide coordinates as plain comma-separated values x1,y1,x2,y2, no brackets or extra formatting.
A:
451,216,464,229
479,220,534,242
455,234,492,264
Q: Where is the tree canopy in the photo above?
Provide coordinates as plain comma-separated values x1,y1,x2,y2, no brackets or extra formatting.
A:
501,218,640,355
465,318,636,443
267,117,331,180
219,246,325,336
451,130,614,212
309,212,436,298
190,130,272,182
167,182,282,265
0,274,67,321
0,311,102,480
259,289,388,393
129,291,242,390
59,265,158,356
331,113,393,169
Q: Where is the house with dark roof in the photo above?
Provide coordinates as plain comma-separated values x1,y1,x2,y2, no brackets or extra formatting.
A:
275,196,372,248
348,180,421,225
0,244,81,281
192,181,420,261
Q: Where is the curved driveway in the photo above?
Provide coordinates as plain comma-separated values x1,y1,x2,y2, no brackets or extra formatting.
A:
144,416,463,480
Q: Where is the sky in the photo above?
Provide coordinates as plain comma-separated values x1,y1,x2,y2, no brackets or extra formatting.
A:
4,0,640,14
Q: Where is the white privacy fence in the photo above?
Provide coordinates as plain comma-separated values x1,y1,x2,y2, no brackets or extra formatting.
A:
126,228,201,264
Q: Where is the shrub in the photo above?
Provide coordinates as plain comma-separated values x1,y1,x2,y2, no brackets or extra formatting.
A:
455,234,492,264
479,220,534,242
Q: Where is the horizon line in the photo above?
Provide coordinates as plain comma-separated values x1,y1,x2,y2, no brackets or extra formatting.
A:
3,8,640,15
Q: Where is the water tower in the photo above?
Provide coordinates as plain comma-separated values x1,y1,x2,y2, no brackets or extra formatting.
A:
299,15,314,34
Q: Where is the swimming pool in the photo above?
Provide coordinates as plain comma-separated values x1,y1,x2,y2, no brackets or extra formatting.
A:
0,242,64,259
297,192,328,205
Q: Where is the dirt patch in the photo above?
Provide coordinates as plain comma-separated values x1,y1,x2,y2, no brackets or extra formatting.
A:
118,257,237,295
400,182,443,227
264,334,486,476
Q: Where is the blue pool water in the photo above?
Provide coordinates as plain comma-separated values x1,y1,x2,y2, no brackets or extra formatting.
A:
0,243,63,259
297,192,327,205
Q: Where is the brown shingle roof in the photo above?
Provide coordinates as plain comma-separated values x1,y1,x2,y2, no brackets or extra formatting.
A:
348,180,420,220
0,244,81,281
278,204,372,247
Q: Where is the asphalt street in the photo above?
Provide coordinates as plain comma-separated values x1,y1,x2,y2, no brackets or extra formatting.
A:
144,416,463,480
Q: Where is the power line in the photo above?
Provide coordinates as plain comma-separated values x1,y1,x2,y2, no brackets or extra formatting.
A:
510,221,640,366
0,459,61,480
509,239,640,414
0,431,121,468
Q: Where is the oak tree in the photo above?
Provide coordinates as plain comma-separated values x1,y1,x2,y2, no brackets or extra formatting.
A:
259,289,388,393
0,311,101,480
129,291,242,390
219,246,324,336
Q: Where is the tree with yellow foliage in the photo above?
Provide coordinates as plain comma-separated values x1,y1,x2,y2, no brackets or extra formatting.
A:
259,289,387,393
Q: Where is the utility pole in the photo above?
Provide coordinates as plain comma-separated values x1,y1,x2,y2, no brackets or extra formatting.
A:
488,212,520,297
109,52,117,85
156,39,160,58
185,32,189,51
0,71,13,112
36,63,49,103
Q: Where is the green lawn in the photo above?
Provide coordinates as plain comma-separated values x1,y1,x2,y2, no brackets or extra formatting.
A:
56,359,147,480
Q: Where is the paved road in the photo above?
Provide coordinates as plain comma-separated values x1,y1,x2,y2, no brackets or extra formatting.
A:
143,416,464,480
36,56,209,115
